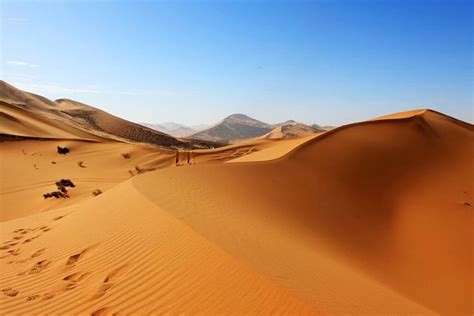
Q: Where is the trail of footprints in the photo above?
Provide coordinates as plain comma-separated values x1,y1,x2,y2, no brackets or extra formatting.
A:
1,215,62,299
1,215,129,307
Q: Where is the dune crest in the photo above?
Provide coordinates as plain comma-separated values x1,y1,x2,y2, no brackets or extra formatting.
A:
1,82,472,314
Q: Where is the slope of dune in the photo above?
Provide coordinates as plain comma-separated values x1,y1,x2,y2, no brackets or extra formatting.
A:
0,81,216,149
227,134,319,163
0,138,272,222
0,140,177,222
0,180,316,315
55,99,198,149
134,110,473,314
0,101,103,141
260,123,322,140
1,109,472,315
0,81,106,141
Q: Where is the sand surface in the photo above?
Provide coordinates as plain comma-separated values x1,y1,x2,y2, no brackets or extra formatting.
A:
1,105,473,315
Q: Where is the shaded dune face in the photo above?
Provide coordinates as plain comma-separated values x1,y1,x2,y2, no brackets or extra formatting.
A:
1,88,472,315
135,110,473,314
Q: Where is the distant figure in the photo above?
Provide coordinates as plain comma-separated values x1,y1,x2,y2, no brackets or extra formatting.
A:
186,151,190,164
175,150,179,166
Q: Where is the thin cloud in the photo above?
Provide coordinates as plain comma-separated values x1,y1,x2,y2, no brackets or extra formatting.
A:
7,60,39,67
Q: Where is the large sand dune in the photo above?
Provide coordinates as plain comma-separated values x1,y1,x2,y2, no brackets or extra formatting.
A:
0,81,216,149
1,100,472,314
135,110,473,314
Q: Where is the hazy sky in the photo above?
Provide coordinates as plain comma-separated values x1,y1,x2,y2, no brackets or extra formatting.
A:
1,0,472,126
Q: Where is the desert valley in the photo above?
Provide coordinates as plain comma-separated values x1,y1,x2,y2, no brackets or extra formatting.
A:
0,80,472,315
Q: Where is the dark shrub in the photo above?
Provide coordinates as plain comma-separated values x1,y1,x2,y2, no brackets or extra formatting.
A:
57,146,70,155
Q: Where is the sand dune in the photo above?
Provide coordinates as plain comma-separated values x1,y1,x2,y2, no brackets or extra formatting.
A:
260,123,321,140
0,140,176,222
135,110,473,314
1,104,472,314
0,81,216,149
0,181,315,315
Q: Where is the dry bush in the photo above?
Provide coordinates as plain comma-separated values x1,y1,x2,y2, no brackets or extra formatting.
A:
43,179,76,199
133,165,156,175
78,161,86,168
57,146,70,155
92,189,103,197
121,153,131,159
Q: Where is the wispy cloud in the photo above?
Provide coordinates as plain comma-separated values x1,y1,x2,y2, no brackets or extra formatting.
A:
7,60,39,67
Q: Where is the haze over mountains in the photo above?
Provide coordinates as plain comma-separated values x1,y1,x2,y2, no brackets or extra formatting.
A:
140,122,209,138
0,80,473,315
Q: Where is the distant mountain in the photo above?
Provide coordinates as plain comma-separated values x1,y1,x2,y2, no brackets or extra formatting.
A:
188,114,334,143
141,122,208,138
188,114,274,142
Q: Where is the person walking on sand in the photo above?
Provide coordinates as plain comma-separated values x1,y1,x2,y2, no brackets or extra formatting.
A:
175,150,179,166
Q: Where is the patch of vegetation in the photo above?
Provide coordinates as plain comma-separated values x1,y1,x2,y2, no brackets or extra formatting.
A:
57,146,70,155
121,152,131,159
43,179,76,199
78,161,86,168
92,189,103,197
128,165,156,176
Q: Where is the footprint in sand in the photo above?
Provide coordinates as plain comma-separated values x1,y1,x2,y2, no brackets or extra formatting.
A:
39,226,51,232
91,307,114,316
23,235,40,244
42,292,55,301
90,264,130,300
65,245,97,266
63,271,91,283
27,259,51,275
7,248,21,256
11,248,47,264
26,294,41,301
30,248,46,259
2,287,19,297
27,271,91,302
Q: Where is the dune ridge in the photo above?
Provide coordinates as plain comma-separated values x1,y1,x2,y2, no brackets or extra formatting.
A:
134,109,473,314
1,81,472,315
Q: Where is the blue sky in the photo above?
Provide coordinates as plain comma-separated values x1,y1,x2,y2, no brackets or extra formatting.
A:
1,0,472,126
